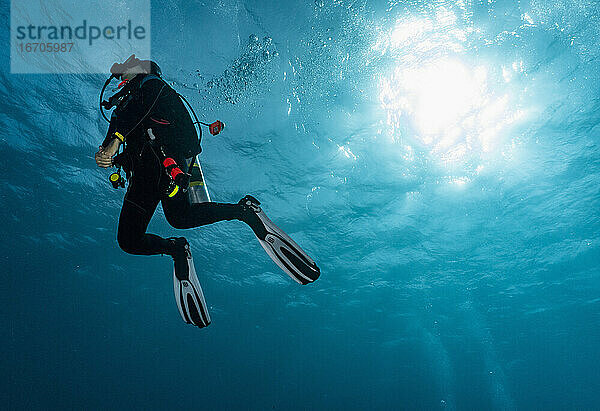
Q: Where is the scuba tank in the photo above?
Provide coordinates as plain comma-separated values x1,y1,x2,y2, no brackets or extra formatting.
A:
158,152,211,203
186,155,211,203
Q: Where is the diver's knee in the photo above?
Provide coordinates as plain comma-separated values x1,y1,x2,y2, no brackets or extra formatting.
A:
165,213,187,230
117,229,137,254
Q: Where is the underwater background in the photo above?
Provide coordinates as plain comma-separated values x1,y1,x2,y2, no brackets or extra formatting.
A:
1,0,599,409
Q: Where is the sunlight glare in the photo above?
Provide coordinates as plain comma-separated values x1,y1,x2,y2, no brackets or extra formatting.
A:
376,14,525,174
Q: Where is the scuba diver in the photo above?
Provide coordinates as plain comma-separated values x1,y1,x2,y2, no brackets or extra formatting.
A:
95,55,320,328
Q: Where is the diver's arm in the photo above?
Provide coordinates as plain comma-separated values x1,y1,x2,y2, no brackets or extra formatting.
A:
96,75,164,168
101,112,127,148
104,136,122,154
139,77,169,131
95,138,121,168
96,114,124,168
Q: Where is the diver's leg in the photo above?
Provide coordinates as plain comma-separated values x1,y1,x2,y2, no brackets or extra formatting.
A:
162,195,248,229
116,147,175,256
164,193,320,284
117,195,171,255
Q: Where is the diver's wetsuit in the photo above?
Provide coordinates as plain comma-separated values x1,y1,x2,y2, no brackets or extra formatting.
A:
103,73,246,256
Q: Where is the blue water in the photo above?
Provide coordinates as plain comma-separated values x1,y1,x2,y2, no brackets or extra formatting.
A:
2,0,599,409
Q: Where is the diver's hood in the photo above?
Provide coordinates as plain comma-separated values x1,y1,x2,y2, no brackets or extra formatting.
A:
100,55,161,121
110,54,162,77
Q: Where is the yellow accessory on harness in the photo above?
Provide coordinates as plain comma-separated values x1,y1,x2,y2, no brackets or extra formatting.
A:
168,185,179,198
114,131,125,142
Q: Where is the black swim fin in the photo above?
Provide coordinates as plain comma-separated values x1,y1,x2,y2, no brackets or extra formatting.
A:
170,239,211,328
239,195,320,285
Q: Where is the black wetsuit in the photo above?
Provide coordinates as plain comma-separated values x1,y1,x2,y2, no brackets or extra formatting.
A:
102,74,246,256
